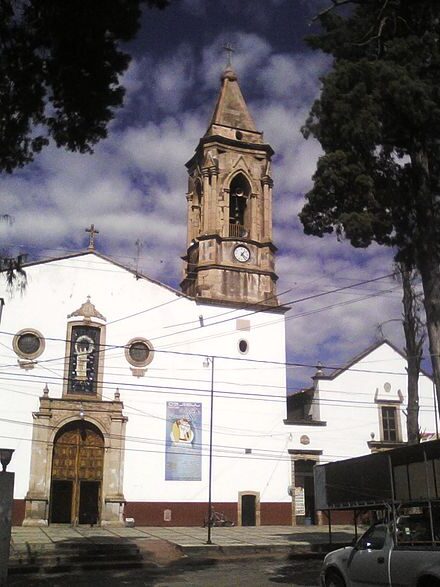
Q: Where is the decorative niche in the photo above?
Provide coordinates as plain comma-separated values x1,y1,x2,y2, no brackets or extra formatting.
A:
63,296,106,399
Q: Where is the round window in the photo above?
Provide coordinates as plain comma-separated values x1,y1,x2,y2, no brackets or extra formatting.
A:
13,329,45,360
238,339,249,354
125,338,154,367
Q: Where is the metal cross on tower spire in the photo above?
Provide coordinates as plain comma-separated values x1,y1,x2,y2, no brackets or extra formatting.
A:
85,224,99,250
223,43,235,68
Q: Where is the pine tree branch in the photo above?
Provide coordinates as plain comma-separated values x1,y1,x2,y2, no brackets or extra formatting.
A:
312,0,361,22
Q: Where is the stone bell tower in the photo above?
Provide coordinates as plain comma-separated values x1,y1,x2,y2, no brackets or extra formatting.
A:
181,63,278,307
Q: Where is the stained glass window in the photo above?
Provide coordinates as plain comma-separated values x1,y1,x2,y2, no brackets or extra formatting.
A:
67,325,100,395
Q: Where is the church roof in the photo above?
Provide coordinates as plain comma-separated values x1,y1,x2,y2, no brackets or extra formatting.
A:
205,65,259,136
315,339,433,381
17,250,188,299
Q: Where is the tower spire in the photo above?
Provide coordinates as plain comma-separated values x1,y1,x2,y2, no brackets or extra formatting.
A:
206,54,258,137
181,59,278,308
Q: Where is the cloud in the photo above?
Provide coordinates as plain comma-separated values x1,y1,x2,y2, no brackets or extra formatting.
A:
0,23,405,392
256,52,329,102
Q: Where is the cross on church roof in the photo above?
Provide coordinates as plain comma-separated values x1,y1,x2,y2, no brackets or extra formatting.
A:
223,43,235,68
85,224,99,250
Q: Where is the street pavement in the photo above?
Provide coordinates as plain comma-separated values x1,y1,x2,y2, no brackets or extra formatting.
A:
8,556,324,586
8,524,360,586
10,524,359,559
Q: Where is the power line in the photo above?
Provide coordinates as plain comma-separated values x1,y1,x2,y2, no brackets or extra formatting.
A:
0,416,290,455
0,327,424,377
0,369,436,415
135,272,397,343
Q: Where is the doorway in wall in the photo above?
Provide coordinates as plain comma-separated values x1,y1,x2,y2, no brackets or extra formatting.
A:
49,420,104,525
241,494,257,526
295,460,316,524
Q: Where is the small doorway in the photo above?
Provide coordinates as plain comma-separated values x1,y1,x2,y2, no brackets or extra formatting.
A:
79,481,100,525
241,494,256,526
50,421,104,525
50,480,73,523
294,460,316,524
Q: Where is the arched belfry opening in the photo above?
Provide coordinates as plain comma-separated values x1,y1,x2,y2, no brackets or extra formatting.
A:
229,174,250,238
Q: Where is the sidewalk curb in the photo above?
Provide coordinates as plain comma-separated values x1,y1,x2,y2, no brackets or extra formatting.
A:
177,541,350,559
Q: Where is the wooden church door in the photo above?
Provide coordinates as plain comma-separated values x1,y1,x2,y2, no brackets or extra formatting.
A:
50,421,104,525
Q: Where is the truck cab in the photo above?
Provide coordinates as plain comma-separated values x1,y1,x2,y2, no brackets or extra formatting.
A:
321,518,440,587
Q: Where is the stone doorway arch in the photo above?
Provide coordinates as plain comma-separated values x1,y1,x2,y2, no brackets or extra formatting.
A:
24,391,127,527
50,420,104,525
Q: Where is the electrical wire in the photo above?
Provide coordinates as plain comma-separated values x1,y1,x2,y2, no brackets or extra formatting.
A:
0,327,426,377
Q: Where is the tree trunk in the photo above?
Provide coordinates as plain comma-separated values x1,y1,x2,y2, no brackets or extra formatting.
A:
418,255,440,417
411,147,440,422
399,264,424,444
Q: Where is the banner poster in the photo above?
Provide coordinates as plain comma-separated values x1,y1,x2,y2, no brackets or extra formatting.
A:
165,401,202,481
295,486,306,516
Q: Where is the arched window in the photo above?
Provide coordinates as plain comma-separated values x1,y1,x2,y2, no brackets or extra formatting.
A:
229,174,250,238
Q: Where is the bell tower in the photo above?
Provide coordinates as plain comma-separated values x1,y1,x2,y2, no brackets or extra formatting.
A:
181,63,278,307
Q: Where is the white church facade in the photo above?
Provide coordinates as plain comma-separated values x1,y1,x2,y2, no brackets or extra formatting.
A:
2,63,292,528
2,63,438,528
3,251,289,527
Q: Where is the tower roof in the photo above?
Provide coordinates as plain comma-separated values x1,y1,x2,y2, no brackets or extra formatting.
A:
206,65,259,137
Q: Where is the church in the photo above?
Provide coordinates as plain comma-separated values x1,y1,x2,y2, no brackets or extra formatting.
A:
2,63,292,527
2,62,438,528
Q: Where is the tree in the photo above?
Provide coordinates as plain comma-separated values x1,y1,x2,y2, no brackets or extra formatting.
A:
0,0,168,286
300,0,440,410
0,0,169,173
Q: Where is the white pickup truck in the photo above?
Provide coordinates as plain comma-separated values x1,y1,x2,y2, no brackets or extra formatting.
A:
320,517,440,587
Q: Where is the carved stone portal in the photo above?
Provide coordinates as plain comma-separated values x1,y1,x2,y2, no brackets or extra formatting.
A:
23,392,127,526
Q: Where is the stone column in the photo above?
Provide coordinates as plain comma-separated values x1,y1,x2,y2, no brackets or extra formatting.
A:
202,169,213,232
0,471,14,587
185,192,193,245
210,168,219,234
262,176,273,241
23,403,52,526
223,188,230,238
101,407,127,527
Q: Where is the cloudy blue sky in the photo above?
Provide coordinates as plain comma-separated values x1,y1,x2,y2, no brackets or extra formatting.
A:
0,0,406,390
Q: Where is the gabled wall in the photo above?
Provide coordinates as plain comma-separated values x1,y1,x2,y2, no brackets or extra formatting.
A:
2,253,292,526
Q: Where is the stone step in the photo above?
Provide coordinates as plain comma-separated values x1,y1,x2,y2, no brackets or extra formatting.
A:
9,559,151,577
8,541,151,577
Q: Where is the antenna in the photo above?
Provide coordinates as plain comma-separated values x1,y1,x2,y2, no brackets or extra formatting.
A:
135,239,143,280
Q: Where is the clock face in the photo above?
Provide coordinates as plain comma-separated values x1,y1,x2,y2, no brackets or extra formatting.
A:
234,245,250,263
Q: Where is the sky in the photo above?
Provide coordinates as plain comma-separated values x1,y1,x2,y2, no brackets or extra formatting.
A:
0,0,409,392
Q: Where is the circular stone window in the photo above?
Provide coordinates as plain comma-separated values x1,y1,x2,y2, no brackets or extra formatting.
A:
13,329,45,360
125,338,154,367
238,339,249,354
